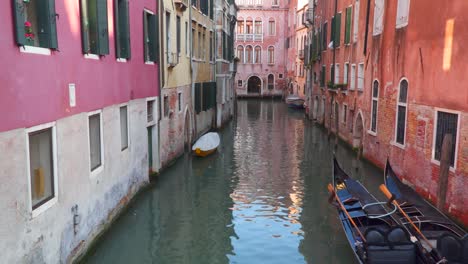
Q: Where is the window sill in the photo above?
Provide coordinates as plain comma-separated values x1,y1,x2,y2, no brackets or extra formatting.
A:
390,141,405,150
145,61,155,65
367,130,377,136
431,159,456,172
84,54,100,60
117,58,127,63
357,88,364,93
19,45,51,56
32,197,58,218
90,165,104,178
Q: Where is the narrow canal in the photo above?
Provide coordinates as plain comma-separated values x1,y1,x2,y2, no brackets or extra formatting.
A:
82,100,387,264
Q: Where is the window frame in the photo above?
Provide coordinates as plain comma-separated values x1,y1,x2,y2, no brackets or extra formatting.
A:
267,46,275,64
393,78,409,148
268,18,276,36
143,8,157,64
26,122,58,218
357,63,364,91
343,62,349,85
146,97,157,126
350,64,356,90
114,0,131,60
119,104,130,151
178,92,183,113
369,79,379,135
431,108,461,171
87,109,104,177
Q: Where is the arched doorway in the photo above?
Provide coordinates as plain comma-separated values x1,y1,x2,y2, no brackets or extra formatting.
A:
353,112,364,155
247,76,261,94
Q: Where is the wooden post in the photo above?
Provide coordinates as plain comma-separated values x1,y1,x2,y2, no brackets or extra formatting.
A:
437,134,452,211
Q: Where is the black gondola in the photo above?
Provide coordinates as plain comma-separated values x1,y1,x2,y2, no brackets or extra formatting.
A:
384,160,468,263
330,157,417,264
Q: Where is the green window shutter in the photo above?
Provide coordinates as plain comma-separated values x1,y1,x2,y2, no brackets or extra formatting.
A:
322,23,327,51
330,17,335,47
335,13,341,48
115,0,130,59
345,7,352,44
36,0,58,49
96,0,109,55
148,14,159,62
12,0,26,46
80,0,90,53
114,0,121,58
47,0,58,49
209,0,214,20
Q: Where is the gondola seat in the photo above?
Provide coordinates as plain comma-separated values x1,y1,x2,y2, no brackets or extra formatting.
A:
365,227,416,264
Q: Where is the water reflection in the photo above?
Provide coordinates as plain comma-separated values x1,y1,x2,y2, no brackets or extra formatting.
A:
82,100,390,264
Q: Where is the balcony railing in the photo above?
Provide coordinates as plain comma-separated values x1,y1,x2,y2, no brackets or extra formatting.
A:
298,49,305,60
305,8,314,24
236,33,263,42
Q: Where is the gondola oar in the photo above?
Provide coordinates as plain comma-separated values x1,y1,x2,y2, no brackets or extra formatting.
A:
379,184,436,252
327,184,366,243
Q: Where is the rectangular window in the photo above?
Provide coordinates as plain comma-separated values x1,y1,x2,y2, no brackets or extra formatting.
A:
353,1,360,42
279,74,283,79
350,64,356,90
335,64,340,84
344,63,349,85
238,80,243,86
164,95,169,117
357,63,364,90
176,16,181,55
178,92,182,112
81,0,109,55
202,29,206,61
185,21,189,56
322,22,328,51
343,105,348,123
332,13,341,48
373,0,385,36
120,106,129,150
143,10,158,62
192,25,196,58
114,0,131,59
370,81,379,133
395,80,408,145
345,7,352,44
166,12,171,61
13,0,58,49
210,31,213,61
89,112,103,171
147,100,154,123
269,20,276,35
28,126,56,211
433,111,459,167
396,0,410,28
321,65,326,87
272,0,279,6
198,30,202,58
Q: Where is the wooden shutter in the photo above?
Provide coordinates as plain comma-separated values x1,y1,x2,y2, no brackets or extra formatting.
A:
209,0,214,20
36,0,58,49
322,23,327,51
115,0,130,59
330,17,335,47
345,7,352,44
334,13,341,47
97,0,109,55
80,0,90,53
148,14,159,62
12,0,26,46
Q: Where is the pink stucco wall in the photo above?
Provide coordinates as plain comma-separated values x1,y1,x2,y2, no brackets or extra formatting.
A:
0,0,159,132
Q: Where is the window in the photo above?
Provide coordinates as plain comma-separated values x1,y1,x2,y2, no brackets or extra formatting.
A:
373,0,385,36
370,80,379,133
246,18,253,34
321,98,325,118
178,92,182,112
335,64,340,84
147,100,154,122
143,10,158,62
166,12,171,61
237,19,245,34
191,24,196,58
345,7,352,44
343,105,348,123
80,0,109,55
210,31,214,61
279,73,283,79
433,111,459,168
321,65,326,87
268,19,276,35
202,29,206,61
344,63,349,85
396,0,410,28
350,64,356,90
322,22,328,51
13,0,58,50
120,106,129,150
395,79,408,145
272,0,279,6
176,16,181,55
115,0,130,59
198,29,202,58
186,21,189,55
27,124,57,213
254,46,261,63
331,13,341,48
353,1,360,42
238,80,243,86
163,95,169,117
245,45,253,63
268,46,275,64
358,63,364,90
268,74,274,90
88,112,103,172
254,19,262,34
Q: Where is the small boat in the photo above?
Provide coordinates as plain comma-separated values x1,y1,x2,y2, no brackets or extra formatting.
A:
384,160,467,263
330,157,417,264
285,95,305,109
192,132,220,157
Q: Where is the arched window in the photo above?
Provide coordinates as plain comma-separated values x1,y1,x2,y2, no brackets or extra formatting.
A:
268,46,274,64
254,18,262,34
254,46,261,63
268,18,276,35
245,45,253,63
370,80,379,133
268,74,274,90
395,79,408,145
237,45,244,63
237,17,244,34
246,17,253,34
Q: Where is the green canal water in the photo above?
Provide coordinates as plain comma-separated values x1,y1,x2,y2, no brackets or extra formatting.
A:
82,100,387,264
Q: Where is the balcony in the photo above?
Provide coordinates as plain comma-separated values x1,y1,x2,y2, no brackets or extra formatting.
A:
305,8,314,25
167,52,179,67
174,0,188,12
298,49,305,60
236,33,263,42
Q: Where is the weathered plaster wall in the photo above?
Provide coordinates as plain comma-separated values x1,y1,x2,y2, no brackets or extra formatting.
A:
0,99,151,263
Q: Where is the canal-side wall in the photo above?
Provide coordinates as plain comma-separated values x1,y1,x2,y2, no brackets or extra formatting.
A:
0,100,152,263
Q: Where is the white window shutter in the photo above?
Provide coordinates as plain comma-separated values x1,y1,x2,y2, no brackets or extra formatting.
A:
396,0,410,28
353,1,360,42
373,0,385,36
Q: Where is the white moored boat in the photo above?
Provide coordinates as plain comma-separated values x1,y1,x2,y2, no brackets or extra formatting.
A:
192,132,220,157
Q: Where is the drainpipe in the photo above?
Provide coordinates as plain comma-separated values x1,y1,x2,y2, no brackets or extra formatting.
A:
157,0,165,171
